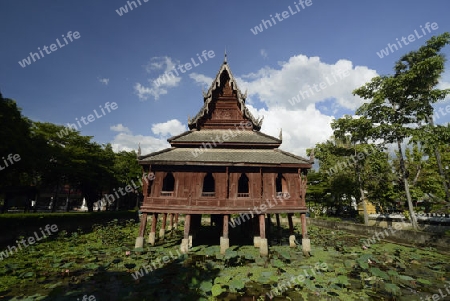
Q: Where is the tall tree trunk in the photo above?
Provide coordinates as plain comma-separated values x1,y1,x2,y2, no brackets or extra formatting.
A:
355,148,369,225
358,168,369,226
397,141,418,230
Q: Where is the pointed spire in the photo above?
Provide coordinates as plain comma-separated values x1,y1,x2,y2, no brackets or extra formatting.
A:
279,128,283,140
224,48,227,63
137,143,141,157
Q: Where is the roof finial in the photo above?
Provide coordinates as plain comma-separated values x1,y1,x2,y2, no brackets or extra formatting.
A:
137,143,141,157
224,48,227,63
279,128,283,140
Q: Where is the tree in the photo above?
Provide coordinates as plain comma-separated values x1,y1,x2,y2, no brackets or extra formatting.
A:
353,33,450,230
111,150,142,210
395,32,450,203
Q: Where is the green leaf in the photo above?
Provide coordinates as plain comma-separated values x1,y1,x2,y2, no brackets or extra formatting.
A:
211,284,223,297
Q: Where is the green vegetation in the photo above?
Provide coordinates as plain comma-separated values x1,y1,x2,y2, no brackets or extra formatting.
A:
0,93,142,213
307,33,450,223
0,220,448,300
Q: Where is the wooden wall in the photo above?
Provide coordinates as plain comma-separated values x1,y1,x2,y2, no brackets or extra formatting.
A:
142,167,307,210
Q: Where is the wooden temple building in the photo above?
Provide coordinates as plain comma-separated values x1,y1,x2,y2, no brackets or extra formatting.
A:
135,55,313,255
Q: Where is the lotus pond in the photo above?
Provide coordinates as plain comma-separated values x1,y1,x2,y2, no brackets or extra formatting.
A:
0,218,449,300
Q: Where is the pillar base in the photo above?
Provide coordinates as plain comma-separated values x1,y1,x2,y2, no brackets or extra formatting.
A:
302,238,311,256
180,238,189,254
173,223,178,230
259,238,268,256
289,235,296,247
159,228,165,240
188,235,193,248
148,232,156,245
253,236,261,247
220,237,229,254
135,236,144,248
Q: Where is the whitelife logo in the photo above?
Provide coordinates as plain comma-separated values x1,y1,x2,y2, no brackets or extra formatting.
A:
115,0,149,16
250,0,313,35
153,50,215,87
0,153,21,171
56,102,118,138
18,31,81,68
376,22,439,59
0,224,58,260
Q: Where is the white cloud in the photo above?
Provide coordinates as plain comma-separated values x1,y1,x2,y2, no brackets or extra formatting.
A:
151,119,186,136
189,73,213,89
260,49,268,59
247,104,334,157
437,74,450,103
238,54,378,110
126,54,380,158
110,132,169,154
98,77,109,85
185,54,378,155
110,123,131,134
134,56,182,101
110,119,186,154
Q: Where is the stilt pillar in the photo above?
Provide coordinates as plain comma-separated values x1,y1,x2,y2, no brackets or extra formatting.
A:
159,213,167,240
288,213,296,247
148,213,158,245
174,213,179,230
259,214,268,256
168,213,174,232
276,214,282,236
135,212,147,248
301,212,310,256
220,214,230,254
288,213,294,234
253,215,260,247
180,214,191,254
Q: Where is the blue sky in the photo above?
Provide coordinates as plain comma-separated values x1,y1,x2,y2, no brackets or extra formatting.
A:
1,0,449,156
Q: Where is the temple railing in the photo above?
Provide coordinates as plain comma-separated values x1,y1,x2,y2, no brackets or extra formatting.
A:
201,192,216,197
160,191,174,197
237,193,250,198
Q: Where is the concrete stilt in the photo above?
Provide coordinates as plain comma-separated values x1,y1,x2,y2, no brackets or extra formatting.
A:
260,238,269,257
259,214,268,256
220,237,229,254
135,236,144,249
174,213,179,230
188,235,193,248
180,214,191,253
180,238,189,254
149,213,158,245
220,214,229,254
253,236,261,247
168,213,173,231
159,213,167,240
302,238,311,256
148,232,156,245
289,235,296,247
135,212,147,248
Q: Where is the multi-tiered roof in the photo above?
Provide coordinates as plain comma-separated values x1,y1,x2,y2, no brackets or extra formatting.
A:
139,56,312,167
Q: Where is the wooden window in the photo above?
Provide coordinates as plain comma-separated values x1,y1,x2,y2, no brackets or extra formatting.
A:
276,173,289,198
237,173,249,197
161,172,175,197
202,173,215,197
